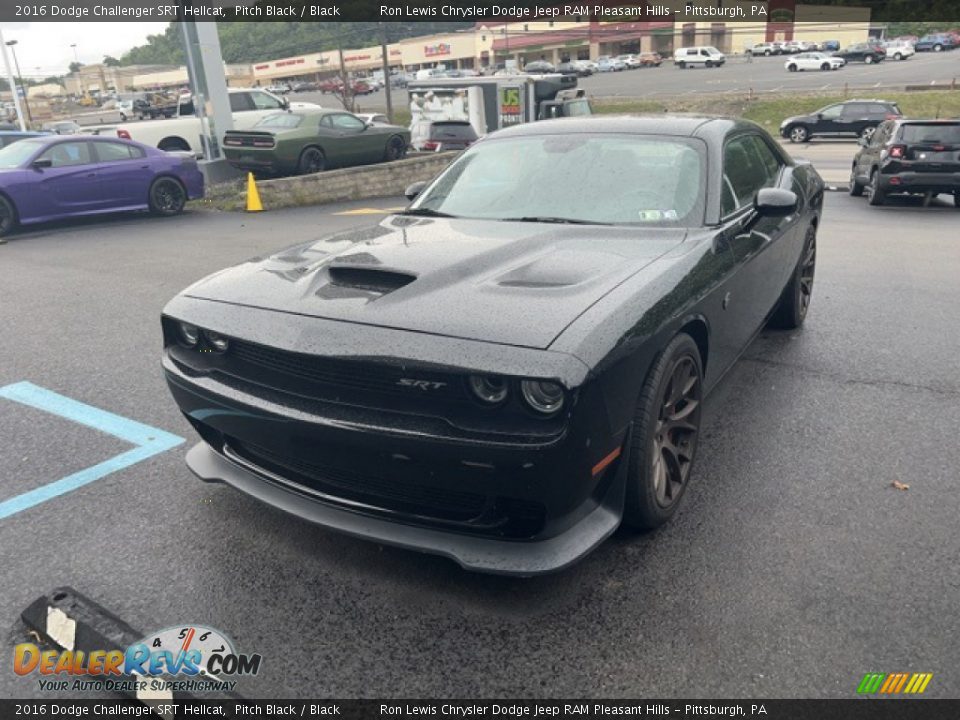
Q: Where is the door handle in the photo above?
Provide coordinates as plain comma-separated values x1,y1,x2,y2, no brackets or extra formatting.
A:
85,172,97,178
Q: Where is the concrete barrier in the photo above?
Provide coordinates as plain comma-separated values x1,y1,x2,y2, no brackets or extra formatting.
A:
249,152,457,210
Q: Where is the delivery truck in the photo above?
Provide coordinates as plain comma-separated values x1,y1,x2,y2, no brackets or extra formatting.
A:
406,74,590,145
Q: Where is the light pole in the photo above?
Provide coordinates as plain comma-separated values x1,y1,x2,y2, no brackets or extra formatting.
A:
5,40,32,126
70,43,85,96
0,31,26,130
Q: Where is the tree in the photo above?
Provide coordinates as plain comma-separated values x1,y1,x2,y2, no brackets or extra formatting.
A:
69,61,84,74
103,56,121,67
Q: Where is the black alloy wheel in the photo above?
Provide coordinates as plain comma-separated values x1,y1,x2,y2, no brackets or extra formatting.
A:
298,147,325,175
384,135,407,162
148,178,186,216
770,225,817,329
624,333,703,530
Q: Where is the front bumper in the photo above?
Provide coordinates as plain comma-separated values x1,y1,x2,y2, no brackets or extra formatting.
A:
184,441,623,576
161,299,630,575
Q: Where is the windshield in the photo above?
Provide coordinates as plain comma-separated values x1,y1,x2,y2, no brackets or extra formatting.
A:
410,134,705,226
0,139,43,169
256,114,305,129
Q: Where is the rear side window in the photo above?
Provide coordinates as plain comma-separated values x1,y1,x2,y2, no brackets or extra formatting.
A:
95,141,144,161
899,123,960,144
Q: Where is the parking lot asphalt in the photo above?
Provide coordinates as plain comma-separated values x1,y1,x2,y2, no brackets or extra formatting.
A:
309,51,960,112
1,187,959,699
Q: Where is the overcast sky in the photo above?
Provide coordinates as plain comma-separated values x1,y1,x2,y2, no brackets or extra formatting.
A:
0,22,170,78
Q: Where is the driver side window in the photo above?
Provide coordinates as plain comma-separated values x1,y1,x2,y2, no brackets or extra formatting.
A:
38,142,92,168
329,114,366,131
820,105,843,120
250,92,283,111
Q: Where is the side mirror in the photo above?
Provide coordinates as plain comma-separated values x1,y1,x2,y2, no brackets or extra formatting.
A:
754,188,798,217
405,181,427,201
31,158,52,170
280,98,290,111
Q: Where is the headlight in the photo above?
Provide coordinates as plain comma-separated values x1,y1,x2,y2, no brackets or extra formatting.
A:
179,322,200,347
520,380,565,415
205,330,229,352
468,375,508,405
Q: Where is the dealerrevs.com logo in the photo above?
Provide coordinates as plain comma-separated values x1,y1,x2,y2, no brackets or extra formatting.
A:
14,624,261,694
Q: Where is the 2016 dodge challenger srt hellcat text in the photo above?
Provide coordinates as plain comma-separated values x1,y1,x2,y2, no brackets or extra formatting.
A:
162,116,824,575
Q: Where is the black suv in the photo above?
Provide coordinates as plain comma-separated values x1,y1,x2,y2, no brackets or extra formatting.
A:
779,99,902,143
850,118,960,207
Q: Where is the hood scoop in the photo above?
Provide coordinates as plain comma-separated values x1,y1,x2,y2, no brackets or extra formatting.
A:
327,266,416,294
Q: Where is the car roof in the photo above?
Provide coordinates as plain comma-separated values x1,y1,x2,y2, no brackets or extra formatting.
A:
492,114,745,140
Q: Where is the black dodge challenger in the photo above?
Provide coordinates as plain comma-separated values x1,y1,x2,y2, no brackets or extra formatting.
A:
162,116,824,575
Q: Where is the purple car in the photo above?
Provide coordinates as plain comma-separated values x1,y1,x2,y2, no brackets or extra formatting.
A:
0,135,204,239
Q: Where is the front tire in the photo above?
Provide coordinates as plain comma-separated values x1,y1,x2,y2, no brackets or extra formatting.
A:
934,44,943,52
788,125,809,143
297,146,326,175
770,225,817,329
849,165,865,196
677,61,686,69
623,333,703,530
148,177,187,216
0,195,17,239
788,64,798,72
894,52,903,60
820,62,831,71
865,55,875,64
860,125,877,141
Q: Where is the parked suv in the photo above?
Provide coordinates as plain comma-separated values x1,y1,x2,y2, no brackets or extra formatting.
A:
915,34,957,52
779,99,902,143
850,118,960,207
674,46,726,68
882,40,915,60
750,42,779,56
833,42,886,63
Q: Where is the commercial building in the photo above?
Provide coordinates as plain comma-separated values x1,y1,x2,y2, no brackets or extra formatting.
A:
128,6,871,89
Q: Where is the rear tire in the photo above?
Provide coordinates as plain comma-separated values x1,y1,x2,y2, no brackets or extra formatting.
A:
297,146,325,175
158,137,191,153
868,169,886,206
705,60,714,68
894,52,903,60
953,191,960,208
865,55,874,64
148,177,187,216
770,224,817,329
934,44,943,52
677,61,686,69
860,125,877,141
0,195,17,239
623,333,703,531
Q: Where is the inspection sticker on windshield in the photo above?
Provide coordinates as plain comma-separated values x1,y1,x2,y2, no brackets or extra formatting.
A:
638,209,677,221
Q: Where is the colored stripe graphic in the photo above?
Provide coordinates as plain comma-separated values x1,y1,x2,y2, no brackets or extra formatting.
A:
857,672,932,694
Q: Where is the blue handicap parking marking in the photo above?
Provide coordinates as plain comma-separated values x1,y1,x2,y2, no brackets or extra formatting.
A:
0,381,183,520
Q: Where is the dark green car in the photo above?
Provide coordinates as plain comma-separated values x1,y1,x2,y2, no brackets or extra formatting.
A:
222,110,410,176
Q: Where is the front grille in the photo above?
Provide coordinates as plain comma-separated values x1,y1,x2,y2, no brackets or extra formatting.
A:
226,438,545,538
228,340,463,402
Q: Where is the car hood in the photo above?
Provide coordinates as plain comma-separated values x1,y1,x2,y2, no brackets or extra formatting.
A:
182,216,686,349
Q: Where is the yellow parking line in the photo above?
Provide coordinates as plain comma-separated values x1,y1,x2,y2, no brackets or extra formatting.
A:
332,207,405,216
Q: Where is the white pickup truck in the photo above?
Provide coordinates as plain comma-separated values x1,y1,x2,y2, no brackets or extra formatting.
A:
114,88,321,155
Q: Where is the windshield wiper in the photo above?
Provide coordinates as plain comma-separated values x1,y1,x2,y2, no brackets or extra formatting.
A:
400,208,456,218
501,216,611,226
